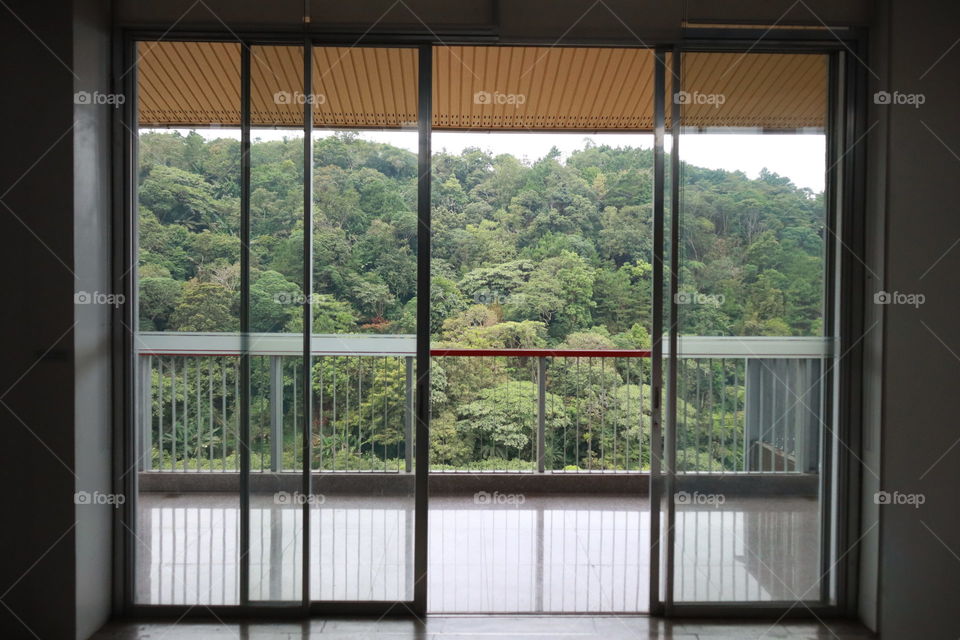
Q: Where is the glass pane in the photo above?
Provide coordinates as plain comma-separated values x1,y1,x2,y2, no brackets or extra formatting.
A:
134,41,242,605
429,45,657,613
247,44,306,603
309,46,420,602
672,51,830,603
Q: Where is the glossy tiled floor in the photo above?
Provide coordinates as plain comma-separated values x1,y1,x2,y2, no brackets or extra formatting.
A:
90,616,875,639
135,493,820,612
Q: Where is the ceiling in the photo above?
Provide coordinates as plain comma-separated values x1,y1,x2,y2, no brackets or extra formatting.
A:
137,42,827,132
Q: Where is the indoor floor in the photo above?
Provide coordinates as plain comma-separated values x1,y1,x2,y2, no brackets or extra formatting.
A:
91,616,874,639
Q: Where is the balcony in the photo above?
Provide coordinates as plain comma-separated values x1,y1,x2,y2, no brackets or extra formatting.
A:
133,332,831,610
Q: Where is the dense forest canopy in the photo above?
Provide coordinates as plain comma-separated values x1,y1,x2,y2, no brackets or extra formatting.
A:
137,130,825,345
139,130,826,471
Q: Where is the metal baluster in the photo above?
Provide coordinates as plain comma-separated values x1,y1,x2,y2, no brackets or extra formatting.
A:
682,360,688,472
184,357,190,472
195,357,201,471
208,358,214,470
234,360,240,472
758,363,764,473
587,358,593,471
547,358,553,472
796,359,805,473
720,358,727,472
269,355,282,472
357,358,363,468
180,358,187,471
625,357,630,471
639,358,645,471
171,358,177,472
332,357,338,472
318,357,324,472
537,356,546,474
139,356,153,471
695,359,701,474
345,357,351,467
562,358,569,470
575,358,581,471
221,358,227,472
783,360,791,472
480,356,486,469
790,360,799,472
707,359,714,474
292,358,297,469
600,358,617,472
737,359,743,472
383,356,388,472
404,356,413,473
772,363,780,472
156,357,163,471
259,357,265,472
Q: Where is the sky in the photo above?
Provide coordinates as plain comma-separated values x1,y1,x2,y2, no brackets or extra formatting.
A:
164,127,826,193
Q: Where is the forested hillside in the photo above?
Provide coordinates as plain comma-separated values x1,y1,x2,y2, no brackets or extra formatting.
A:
138,130,825,345
139,130,825,471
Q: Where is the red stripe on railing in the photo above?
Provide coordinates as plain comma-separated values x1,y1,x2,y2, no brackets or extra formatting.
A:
429,348,651,358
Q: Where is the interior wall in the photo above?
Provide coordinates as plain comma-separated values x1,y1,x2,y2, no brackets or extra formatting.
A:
115,0,870,39
856,2,887,629
73,0,115,637
875,0,960,637
14,0,958,635
0,0,78,638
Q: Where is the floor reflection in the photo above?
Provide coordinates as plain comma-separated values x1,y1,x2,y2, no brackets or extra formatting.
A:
674,498,820,603
135,493,818,611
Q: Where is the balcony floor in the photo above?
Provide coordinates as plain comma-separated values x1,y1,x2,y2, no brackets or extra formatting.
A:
135,493,820,612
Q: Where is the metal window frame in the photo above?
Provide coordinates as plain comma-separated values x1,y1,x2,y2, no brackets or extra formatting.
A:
657,31,869,619
648,46,667,617
115,28,868,621
118,35,428,618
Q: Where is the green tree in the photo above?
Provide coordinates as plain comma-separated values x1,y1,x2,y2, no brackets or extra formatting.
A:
139,277,183,331
169,280,237,331
250,270,301,332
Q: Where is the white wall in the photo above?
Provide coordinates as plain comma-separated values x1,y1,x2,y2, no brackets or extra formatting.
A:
73,0,115,637
872,0,960,637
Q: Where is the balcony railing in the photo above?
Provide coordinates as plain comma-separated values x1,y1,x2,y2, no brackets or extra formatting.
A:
135,333,832,475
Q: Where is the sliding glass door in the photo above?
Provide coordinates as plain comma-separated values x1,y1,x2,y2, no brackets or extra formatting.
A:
132,40,425,613
307,45,421,604
244,43,308,605
133,40,244,606
660,48,839,611
242,43,425,610
131,37,848,618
